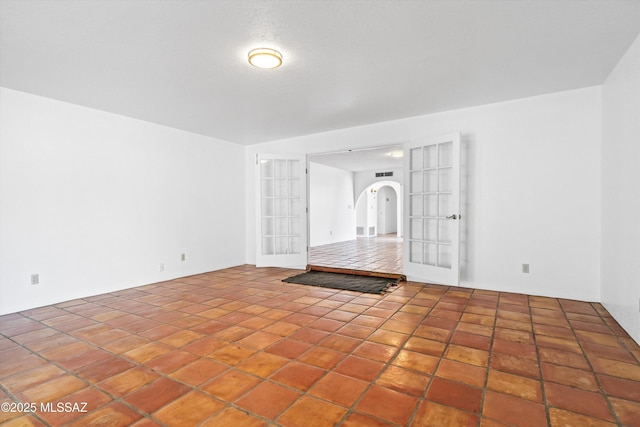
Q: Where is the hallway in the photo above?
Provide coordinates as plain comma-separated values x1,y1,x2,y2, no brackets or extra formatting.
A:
309,234,403,274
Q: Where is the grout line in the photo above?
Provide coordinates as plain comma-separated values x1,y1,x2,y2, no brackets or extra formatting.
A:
1,266,639,426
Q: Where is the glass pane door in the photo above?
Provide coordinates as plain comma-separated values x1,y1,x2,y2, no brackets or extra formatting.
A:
404,133,460,285
256,154,307,268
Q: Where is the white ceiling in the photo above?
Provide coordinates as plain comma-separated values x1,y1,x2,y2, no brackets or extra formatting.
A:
310,145,404,173
1,0,639,146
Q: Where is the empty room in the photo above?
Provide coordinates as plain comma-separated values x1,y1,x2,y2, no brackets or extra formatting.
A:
1,1,639,426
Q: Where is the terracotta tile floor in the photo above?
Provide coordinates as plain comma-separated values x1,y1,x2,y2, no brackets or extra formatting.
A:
1,265,640,426
309,234,403,274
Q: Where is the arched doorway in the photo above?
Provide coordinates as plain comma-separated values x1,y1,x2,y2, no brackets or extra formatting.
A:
355,181,402,238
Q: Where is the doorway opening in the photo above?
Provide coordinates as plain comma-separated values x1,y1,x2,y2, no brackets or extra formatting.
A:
355,181,402,238
308,145,404,275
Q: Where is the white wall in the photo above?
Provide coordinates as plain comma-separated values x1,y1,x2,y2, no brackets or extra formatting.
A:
355,191,367,236
601,34,640,343
378,186,398,234
309,162,356,246
367,190,377,234
246,87,602,301
354,167,403,199
0,88,246,315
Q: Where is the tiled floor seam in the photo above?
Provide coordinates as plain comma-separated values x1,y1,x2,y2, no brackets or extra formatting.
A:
590,303,629,425
162,298,376,425
462,288,490,426
3,266,639,427
331,290,420,427
98,294,297,425
346,332,418,425
565,301,625,427
261,306,397,427
0,381,50,426
403,285,480,426
474,288,501,427
38,333,219,426
1,316,100,427
592,305,632,427
528,294,553,427
15,299,288,426
304,284,419,426
537,299,619,426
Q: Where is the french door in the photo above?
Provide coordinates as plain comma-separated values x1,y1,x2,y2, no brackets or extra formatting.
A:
255,154,308,268
403,133,461,285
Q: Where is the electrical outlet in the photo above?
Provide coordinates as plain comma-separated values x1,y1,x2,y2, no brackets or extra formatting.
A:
181,253,186,262
159,263,164,272
30,274,39,285
522,264,530,274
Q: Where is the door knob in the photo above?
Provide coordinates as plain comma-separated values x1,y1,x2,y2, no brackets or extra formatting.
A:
446,214,459,220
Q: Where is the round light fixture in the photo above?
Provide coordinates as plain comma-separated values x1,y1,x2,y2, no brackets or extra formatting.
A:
248,48,283,69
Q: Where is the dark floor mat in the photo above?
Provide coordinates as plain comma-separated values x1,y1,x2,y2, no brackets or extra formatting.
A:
282,270,399,294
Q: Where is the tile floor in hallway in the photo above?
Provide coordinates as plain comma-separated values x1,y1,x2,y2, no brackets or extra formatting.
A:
309,234,403,274
1,265,640,426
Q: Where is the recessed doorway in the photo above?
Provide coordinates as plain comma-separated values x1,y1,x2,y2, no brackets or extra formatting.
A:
308,145,404,275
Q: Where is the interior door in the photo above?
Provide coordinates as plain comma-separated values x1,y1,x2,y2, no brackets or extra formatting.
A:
403,133,461,285
256,154,308,268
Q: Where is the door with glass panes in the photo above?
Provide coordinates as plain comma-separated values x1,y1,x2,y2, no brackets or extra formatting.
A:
403,133,460,285
255,154,307,268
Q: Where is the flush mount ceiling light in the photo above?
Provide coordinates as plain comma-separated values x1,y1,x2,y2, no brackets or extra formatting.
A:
388,150,404,158
248,48,283,69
